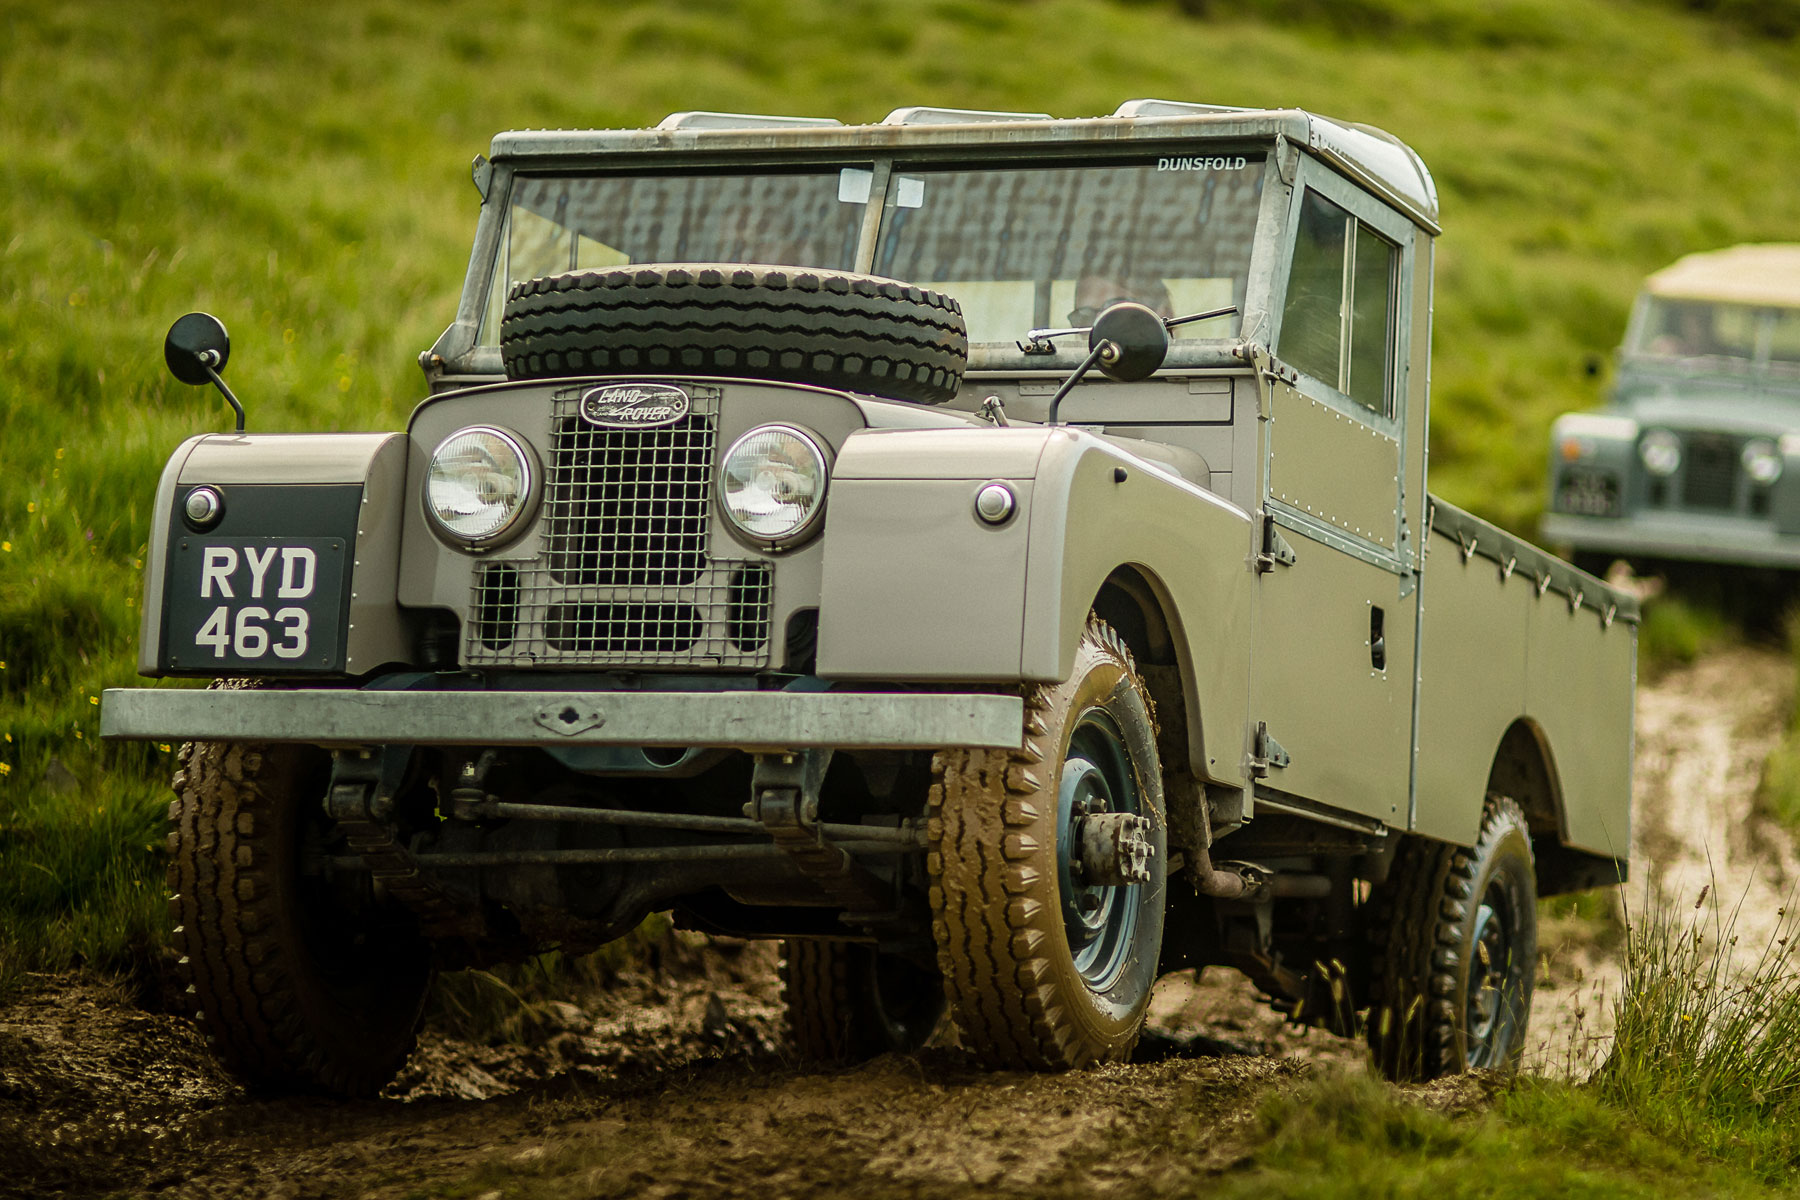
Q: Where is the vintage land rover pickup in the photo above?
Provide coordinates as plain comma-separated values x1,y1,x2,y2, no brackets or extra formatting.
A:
102,100,1636,1094
1543,244,1800,571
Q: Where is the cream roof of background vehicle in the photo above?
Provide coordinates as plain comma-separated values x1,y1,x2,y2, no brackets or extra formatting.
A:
1642,243,1800,309
487,100,1442,233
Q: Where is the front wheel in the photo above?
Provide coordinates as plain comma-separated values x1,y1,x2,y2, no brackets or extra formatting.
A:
1366,794,1537,1080
928,618,1167,1069
168,739,433,1095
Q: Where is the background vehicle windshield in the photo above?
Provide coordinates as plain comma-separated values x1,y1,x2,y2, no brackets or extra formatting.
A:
478,169,866,343
872,155,1265,343
1629,297,1800,372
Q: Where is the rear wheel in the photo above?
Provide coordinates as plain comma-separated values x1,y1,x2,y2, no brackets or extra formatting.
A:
928,618,1167,1069
781,940,945,1062
168,738,432,1095
1366,794,1537,1080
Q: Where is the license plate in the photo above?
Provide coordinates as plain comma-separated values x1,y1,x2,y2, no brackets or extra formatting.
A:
165,538,348,672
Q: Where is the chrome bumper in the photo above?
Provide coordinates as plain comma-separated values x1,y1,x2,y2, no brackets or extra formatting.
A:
100,687,1025,752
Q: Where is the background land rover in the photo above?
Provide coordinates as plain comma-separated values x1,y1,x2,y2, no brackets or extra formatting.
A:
102,100,1636,1096
1543,244,1800,571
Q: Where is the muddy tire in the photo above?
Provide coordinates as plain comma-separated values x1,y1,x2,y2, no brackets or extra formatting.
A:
168,738,433,1096
927,618,1167,1069
499,264,969,404
780,940,945,1062
1365,794,1537,1081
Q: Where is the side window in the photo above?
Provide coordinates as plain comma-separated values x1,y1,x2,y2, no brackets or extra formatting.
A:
1279,189,1398,417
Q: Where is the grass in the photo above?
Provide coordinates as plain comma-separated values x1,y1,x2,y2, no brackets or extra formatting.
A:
1595,883,1800,1178
1636,591,1734,677
1196,1067,1791,1199
1,0,1797,1137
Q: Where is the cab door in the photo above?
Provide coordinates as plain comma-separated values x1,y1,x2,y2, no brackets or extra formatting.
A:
1248,166,1423,825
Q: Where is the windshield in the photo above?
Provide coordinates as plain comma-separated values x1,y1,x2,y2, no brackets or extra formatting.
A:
477,168,867,344
872,155,1265,343
1629,297,1800,372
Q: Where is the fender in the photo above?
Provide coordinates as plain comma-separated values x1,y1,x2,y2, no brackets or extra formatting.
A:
816,425,1254,789
137,432,411,677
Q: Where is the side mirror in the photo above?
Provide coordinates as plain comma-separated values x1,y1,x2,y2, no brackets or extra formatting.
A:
1089,302,1170,383
164,312,245,431
165,312,231,384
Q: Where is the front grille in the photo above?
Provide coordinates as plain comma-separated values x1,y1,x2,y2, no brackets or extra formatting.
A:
545,412,713,587
465,383,772,668
1681,433,1739,510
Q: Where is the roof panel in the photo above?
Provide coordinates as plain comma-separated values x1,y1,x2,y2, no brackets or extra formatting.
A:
487,102,1439,230
1644,245,1800,308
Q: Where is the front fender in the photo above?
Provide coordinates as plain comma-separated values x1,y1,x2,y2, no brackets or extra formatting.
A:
815,425,1254,786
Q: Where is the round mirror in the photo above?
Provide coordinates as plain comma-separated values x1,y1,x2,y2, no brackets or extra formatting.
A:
1088,302,1169,383
164,312,231,386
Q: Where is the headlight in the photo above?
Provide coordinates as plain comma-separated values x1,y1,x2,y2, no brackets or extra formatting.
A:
1743,438,1783,487
1639,430,1682,477
720,424,829,546
425,425,536,546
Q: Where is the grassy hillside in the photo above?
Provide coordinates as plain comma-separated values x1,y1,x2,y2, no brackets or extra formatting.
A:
5,0,1799,982
2,0,1799,1051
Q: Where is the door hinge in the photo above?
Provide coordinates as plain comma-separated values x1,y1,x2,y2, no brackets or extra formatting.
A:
1250,721,1291,778
1255,513,1297,574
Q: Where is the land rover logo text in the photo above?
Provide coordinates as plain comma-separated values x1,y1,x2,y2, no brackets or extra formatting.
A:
579,383,692,427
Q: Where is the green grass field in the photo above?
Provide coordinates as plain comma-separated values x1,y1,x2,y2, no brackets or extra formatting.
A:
6,0,1800,1189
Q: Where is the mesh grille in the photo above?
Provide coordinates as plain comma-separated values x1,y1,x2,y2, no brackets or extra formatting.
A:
1681,433,1740,511
545,409,714,587
465,384,772,668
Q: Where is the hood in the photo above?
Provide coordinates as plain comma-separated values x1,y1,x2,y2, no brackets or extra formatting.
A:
1613,386,1800,438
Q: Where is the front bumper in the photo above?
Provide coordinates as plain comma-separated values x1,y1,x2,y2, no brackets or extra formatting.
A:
1541,511,1800,569
100,687,1025,752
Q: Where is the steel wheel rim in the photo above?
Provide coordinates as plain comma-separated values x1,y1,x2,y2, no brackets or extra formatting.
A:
1465,881,1522,1067
1055,707,1142,991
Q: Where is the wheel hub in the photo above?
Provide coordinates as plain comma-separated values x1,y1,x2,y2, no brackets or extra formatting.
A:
1074,811,1154,886
1055,710,1146,990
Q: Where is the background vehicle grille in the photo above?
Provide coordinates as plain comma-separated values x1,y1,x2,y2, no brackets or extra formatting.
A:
1680,432,1740,510
464,384,772,668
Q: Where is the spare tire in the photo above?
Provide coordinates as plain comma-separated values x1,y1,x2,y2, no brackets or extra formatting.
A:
500,264,968,405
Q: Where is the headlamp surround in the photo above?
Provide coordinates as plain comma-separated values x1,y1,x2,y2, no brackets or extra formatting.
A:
424,424,538,548
719,423,831,548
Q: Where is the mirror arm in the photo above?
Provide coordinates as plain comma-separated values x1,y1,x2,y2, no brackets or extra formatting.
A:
1164,303,1239,330
1046,340,1116,426
198,350,246,432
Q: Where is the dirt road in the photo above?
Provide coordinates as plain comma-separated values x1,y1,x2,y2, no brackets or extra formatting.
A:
3,646,1795,1199
1526,645,1800,1074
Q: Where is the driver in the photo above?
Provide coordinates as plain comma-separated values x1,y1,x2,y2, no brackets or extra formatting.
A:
1069,273,1173,327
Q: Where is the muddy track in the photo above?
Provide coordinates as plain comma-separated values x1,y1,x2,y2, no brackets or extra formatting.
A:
3,647,1794,1199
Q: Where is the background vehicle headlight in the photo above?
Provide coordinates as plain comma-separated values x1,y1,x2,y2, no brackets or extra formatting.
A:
1743,439,1783,487
720,424,829,545
1639,430,1682,477
425,425,535,545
